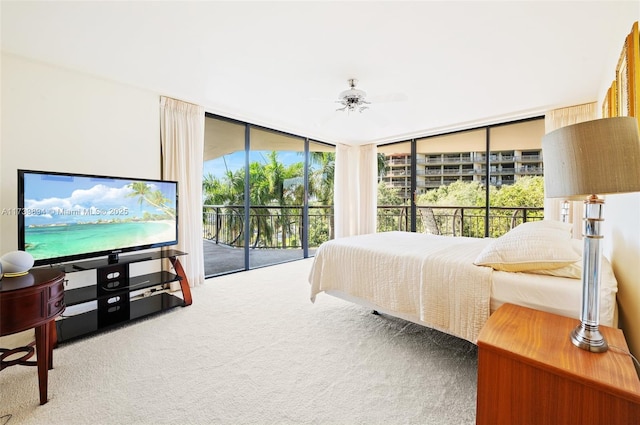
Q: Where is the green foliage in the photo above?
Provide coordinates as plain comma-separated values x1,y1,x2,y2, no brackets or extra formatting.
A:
415,177,544,208
382,177,545,238
418,180,490,207
377,153,388,181
307,151,336,245
377,182,404,205
488,176,545,236
489,176,544,207
203,169,244,206
309,152,335,206
308,216,330,248
377,182,408,232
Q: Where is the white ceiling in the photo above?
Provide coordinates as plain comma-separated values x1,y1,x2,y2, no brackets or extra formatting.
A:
1,1,638,146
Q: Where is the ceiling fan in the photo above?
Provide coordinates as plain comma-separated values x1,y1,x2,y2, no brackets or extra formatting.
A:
336,79,371,113
333,78,408,114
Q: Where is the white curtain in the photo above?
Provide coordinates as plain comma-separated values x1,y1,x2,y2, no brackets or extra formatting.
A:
160,96,205,287
544,102,597,237
334,143,377,238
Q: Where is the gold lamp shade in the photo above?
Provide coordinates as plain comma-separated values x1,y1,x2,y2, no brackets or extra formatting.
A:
542,116,640,199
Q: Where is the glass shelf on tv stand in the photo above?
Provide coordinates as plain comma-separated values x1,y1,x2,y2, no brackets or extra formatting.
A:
55,249,187,273
50,249,190,343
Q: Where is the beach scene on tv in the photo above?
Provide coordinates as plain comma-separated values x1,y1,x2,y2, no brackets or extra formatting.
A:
22,173,177,262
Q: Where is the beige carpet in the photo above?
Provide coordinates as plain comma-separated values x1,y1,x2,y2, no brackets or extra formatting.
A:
0,258,477,425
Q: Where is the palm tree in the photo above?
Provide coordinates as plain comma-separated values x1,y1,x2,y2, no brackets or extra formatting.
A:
264,151,308,248
147,190,174,217
203,169,245,246
264,151,287,247
377,153,388,182
126,182,175,218
309,151,335,241
127,182,152,205
248,160,273,248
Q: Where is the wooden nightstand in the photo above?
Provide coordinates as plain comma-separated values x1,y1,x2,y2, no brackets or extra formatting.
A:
476,303,640,425
1,268,66,405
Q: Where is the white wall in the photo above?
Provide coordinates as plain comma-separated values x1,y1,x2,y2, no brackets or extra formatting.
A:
604,182,640,357
0,53,161,255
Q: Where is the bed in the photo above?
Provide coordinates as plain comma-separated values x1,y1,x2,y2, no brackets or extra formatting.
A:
309,220,618,344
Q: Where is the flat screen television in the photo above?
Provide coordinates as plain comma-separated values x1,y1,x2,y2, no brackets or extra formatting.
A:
17,169,178,266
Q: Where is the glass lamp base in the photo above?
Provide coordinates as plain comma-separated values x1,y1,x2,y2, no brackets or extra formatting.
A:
570,322,608,353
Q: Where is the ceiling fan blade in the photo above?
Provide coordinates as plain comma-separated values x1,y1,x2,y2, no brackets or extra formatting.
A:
368,92,408,103
309,96,337,103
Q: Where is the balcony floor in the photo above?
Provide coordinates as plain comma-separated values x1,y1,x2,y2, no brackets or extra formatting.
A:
203,239,313,277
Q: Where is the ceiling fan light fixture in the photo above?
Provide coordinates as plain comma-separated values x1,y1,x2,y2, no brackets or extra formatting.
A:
336,79,371,113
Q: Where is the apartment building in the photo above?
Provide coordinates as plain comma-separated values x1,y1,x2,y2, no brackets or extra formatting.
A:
379,118,546,201
384,149,544,200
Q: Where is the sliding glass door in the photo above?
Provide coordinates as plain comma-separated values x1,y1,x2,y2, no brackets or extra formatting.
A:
203,116,247,276
308,141,335,254
487,120,545,235
377,141,413,232
203,114,336,276
247,128,306,269
415,129,487,237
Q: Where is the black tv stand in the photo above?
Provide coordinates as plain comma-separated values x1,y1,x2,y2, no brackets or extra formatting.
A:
52,249,192,343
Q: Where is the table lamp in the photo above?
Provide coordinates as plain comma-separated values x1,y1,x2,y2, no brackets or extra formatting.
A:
0,250,34,278
542,116,640,353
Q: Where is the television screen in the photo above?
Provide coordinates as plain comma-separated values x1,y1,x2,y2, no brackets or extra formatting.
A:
18,170,178,266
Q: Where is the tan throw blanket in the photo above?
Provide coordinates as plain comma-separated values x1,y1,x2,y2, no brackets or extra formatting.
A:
309,231,493,343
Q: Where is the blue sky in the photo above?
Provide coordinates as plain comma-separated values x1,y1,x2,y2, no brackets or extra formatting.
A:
203,150,305,180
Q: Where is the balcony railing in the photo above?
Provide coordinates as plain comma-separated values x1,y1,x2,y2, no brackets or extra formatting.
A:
424,156,475,164
203,205,338,250
381,205,544,237
204,204,544,249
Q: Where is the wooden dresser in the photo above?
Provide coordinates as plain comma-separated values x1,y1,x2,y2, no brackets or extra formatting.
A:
476,303,640,425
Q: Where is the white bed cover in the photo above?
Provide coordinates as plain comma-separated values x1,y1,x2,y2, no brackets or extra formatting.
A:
309,232,618,343
310,232,493,343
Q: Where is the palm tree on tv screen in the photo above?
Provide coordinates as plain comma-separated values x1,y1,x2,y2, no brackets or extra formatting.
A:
126,182,176,219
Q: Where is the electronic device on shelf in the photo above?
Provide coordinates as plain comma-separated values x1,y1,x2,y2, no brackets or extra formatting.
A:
17,169,178,266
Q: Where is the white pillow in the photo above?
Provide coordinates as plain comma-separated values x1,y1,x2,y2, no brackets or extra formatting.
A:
473,220,580,272
526,238,582,278
514,219,573,235
526,261,582,279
